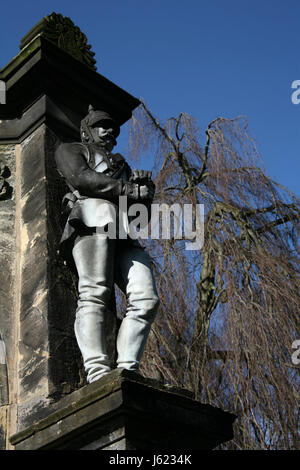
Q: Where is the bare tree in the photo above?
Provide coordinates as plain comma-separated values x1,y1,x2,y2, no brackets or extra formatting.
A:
124,102,300,450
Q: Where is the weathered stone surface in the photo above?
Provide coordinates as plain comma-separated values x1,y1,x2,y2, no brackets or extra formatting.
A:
10,369,236,450
15,125,83,430
16,127,51,426
0,407,8,449
0,126,82,446
8,123,118,432
0,144,15,448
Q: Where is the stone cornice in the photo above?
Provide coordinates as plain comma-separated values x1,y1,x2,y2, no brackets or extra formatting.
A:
0,36,140,142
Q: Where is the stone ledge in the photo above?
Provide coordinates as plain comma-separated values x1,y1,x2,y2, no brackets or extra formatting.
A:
0,36,140,139
10,369,236,450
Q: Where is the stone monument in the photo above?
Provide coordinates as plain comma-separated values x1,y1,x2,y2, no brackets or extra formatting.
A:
0,13,236,450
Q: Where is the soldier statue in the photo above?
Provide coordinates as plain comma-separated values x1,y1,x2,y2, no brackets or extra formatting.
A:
55,106,159,383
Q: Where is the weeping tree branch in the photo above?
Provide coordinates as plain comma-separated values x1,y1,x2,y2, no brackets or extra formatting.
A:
130,101,300,450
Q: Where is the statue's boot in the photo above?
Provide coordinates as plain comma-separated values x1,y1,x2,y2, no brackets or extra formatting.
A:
72,234,160,382
116,316,152,371
115,243,160,372
72,235,115,383
74,307,111,383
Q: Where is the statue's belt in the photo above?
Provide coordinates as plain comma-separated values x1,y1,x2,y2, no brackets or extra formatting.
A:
62,191,80,214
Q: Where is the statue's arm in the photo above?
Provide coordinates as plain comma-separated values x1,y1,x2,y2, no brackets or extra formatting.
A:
55,142,123,199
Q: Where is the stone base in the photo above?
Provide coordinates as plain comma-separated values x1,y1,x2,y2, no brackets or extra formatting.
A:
9,369,236,450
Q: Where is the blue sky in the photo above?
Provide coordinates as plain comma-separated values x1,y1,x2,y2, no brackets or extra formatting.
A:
1,0,299,195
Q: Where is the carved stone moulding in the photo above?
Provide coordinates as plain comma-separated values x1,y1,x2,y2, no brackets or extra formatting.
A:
20,12,97,71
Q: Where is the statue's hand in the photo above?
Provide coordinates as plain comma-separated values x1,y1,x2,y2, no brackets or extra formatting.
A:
122,180,155,202
122,182,140,200
139,183,155,201
129,169,155,202
130,169,152,183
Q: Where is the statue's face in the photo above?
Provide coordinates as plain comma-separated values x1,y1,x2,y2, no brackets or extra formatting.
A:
90,121,117,151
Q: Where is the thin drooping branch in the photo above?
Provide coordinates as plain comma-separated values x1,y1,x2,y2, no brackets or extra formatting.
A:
128,101,300,450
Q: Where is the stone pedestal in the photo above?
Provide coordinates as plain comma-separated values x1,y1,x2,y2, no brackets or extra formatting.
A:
9,369,236,450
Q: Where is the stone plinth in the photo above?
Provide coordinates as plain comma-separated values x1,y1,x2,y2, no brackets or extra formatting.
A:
9,369,236,450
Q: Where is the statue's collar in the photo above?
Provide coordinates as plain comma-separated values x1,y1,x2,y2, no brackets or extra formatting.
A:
89,142,112,157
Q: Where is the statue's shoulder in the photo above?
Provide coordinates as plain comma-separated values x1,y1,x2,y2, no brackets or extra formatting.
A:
55,142,90,165
56,141,87,156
